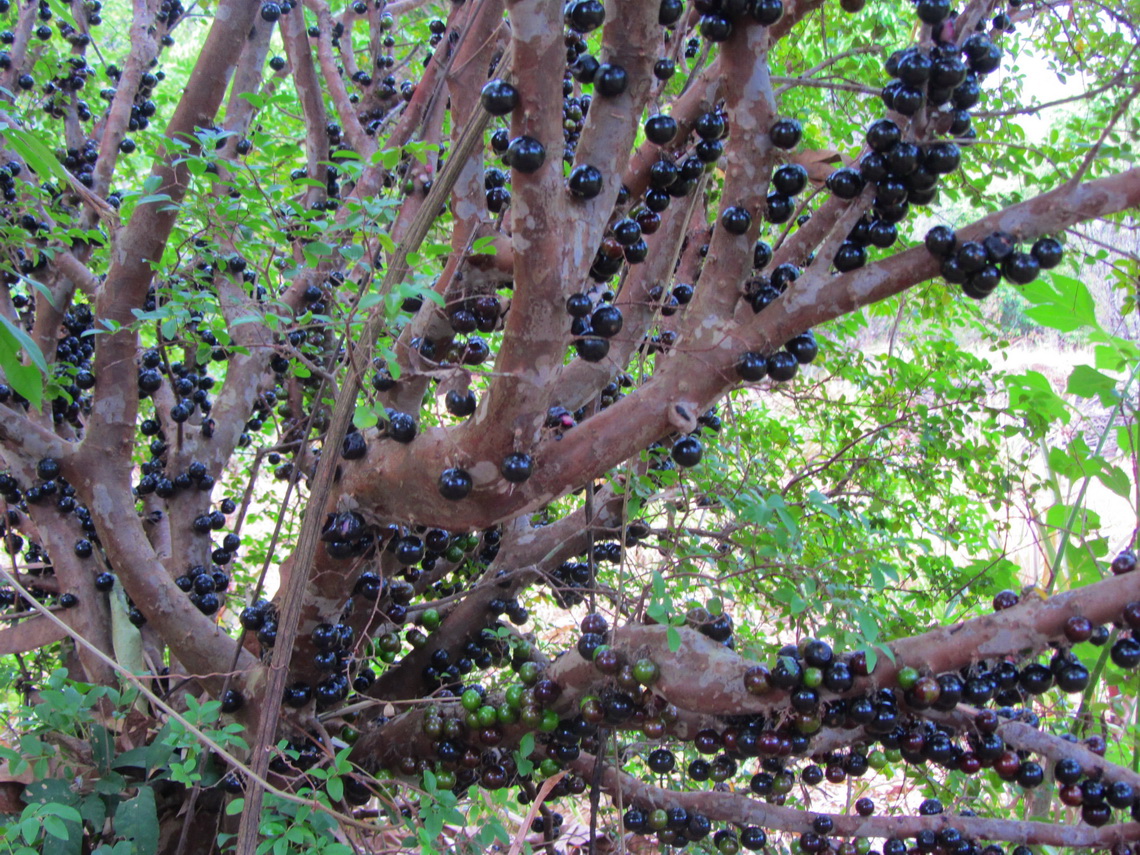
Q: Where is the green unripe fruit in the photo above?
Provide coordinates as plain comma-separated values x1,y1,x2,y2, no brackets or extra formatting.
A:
897,666,919,690
539,710,559,732
632,658,660,685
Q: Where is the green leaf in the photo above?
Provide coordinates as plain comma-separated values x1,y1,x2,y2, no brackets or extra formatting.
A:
1021,273,1101,333
91,725,114,772
1066,364,1117,404
666,626,681,652
116,786,158,855
42,816,69,842
325,776,343,803
0,313,47,409
4,128,69,184
1096,464,1131,499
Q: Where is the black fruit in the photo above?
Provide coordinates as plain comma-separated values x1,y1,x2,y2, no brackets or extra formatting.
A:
564,0,605,32
834,241,866,272
925,225,957,257
772,163,808,196
1031,237,1064,269
480,79,518,116
1002,252,1040,285
748,0,783,25
568,164,604,198
915,0,950,23
671,436,702,467
500,452,534,483
721,206,752,235
769,118,802,149
766,193,794,223
827,167,864,199
925,142,961,174
506,136,546,173
595,63,628,97
438,468,473,500
865,119,901,153
767,351,798,382
645,114,678,145
737,352,768,381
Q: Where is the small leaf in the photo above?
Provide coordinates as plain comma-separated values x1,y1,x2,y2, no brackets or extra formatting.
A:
116,786,158,855
5,128,69,183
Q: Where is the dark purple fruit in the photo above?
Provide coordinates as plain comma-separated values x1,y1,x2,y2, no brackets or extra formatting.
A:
766,193,794,223
1031,237,1064,269
438,468,473,500
865,119,901,153
826,167,864,199
767,351,798,382
769,118,802,149
645,114,678,145
480,79,518,116
564,0,605,32
567,164,604,198
925,225,957,257
671,436,702,467
1002,252,1040,285
595,63,628,97
915,0,950,23
748,0,783,25
721,206,752,235
834,241,866,272
500,452,534,483
737,352,768,382
772,163,808,196
506,136,546,173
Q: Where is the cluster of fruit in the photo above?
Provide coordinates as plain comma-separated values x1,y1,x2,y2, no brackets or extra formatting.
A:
925,227,1064,299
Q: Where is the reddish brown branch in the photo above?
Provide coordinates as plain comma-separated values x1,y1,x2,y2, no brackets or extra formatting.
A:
570,751,1140,847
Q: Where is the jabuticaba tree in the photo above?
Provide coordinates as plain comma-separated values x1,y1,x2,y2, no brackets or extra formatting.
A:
0,0,1138,850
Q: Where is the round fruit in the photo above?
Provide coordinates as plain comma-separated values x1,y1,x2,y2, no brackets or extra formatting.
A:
721,206,752,235
671,436,702,467
925,142,961,174
595,63,628,97
645,114,678,145
925,225,957,257
737,352,768,382
748,0,783,25
834,241,866,272
827,167,864,199
766,193,794,223
564,0,605,31
632,658,660,685
506,136,546,173
772,163,808,196
585,306,620,338
767,351,798,381
480,79,518,116
567,164,604,198
647,748,675,773
1002,252,1040,285
865,119,901,153
915,0,950,23
769,118,802,149
438,468,473,500
1111,637,1140,669
1031,236,1064,269
500,452,534,483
